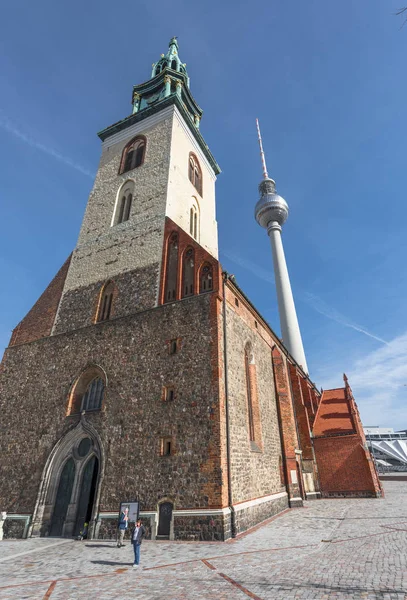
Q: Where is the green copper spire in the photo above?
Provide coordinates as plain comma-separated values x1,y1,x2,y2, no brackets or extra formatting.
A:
130,37,201,128
151,36,190,87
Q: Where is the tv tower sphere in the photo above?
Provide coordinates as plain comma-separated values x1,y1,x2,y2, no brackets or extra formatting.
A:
255,178,289,230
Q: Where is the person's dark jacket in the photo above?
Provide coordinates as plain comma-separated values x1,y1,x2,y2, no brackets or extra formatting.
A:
131,524,146,545
118,512,128,531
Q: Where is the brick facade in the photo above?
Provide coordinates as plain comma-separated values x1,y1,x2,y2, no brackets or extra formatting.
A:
9,255,71,347
312,377,382,498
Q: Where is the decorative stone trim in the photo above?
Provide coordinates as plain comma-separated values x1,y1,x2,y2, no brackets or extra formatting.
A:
306,491,321,500
172,507,231,516
233,491,287,512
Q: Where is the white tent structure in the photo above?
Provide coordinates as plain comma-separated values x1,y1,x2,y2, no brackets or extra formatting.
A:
364,427,407,470
370,440,407,465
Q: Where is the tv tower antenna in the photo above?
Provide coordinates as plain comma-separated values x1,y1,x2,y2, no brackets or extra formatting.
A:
256,118,269,180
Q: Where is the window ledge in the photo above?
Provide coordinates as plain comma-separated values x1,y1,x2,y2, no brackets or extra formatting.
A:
250,441,262,453
66,409,102,417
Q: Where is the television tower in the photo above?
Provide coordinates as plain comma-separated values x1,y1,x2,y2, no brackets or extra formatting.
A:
254,119,308,373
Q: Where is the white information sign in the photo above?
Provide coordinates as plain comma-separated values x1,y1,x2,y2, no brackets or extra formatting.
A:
119,501,139,523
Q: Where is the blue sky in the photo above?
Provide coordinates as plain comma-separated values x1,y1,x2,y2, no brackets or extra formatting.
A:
1,0,406,427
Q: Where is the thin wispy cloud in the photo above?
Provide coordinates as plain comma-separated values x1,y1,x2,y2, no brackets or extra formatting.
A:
318,331,407,427
303,292,389,346
0,112,94,178
222,250,275,284
223,250,388,346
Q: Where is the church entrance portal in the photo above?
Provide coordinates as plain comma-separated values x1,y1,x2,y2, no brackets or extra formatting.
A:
48,439,99,538
157,502,173,538
31,423,103,539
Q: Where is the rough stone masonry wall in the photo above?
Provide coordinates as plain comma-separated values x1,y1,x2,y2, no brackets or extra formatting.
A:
0,294,223,518
233,494,288,536
54,263,159,335
224,287,285,506
60,114,174,296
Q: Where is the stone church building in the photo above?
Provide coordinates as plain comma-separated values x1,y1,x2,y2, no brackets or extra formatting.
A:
0,38,382,542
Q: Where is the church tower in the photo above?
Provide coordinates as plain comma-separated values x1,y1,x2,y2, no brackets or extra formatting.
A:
53,37,220,336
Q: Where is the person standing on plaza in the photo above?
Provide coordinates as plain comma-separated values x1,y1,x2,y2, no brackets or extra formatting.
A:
131,518,146,568
117,506,129,548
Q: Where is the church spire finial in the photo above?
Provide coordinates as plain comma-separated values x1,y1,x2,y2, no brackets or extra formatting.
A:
256,118,269,180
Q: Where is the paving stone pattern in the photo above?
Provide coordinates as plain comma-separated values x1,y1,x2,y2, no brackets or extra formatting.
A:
0,481,406,599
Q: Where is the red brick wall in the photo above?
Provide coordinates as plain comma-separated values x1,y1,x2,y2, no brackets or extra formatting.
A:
159,217,221,305
288,365,313,461
9,255,72,347
313,434,380,496
300,378,317,429
272,347,302,501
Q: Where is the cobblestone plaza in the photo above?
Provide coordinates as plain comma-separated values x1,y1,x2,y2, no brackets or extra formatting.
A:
0,480,405,599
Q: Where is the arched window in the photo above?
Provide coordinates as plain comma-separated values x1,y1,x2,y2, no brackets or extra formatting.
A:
82,378,105,411
245,345,255,442
119,136,146,175
188,153,202,196
164,232,179,303
171,59,177,70
155,65,161,75
182,247,195,298
189,201,199,240
67,366,106,415
113,180,134,226
96,281,116,322
200,263,213,293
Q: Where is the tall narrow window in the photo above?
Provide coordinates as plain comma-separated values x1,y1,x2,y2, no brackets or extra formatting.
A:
67,366,106,416
113,181,135,226
188,153,202,196
163,386,175,402
200,263,213,293
182,247,195,298
168,339,178,355
161,437,173,456
116,193,132,224
245,346,255,442
164,232,179,303
119,136,146,175
189,201,199,240
96,281,116,322
82,378,105,411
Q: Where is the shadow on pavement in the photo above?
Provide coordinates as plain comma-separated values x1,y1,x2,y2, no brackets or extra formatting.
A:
85,544,118,548
91,560,132,566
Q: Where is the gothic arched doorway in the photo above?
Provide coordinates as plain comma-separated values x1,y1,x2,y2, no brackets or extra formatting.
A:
49,458,76,536
30,420,104,539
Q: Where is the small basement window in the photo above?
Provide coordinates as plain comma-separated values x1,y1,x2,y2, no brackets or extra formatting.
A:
163,386,175,402
169,339,178,355
161,437,173,456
